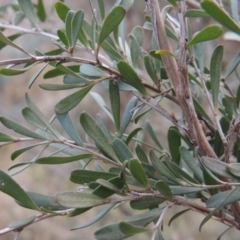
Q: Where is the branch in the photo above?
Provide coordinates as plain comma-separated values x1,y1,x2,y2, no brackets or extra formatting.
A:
0,210,71,236
192,58,228,154
0,55,121,77
226,116,240,162
0,22,58,39
148,0,216,157
132,92,188,134
185,0,201,9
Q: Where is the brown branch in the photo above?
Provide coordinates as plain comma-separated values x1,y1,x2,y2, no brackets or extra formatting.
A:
226,116,240,163
0,211,70,236
185,0,201,9
147,0,240,225
148,0,215,157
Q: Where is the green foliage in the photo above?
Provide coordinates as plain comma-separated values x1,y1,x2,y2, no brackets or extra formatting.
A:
0,0,240,239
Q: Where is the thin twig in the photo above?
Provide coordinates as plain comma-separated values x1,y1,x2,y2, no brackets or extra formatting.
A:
185,0,201,9
132,92,188,133
192,58,228,150
226,116,240,162
0,210,71,236
0,22,58,39
151,204,171,240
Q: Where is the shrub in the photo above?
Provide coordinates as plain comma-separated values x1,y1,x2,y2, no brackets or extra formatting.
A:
0,0,240,239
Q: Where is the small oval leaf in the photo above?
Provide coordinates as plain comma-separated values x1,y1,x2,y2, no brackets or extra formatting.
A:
0,116,45,140
119,222,147,235
210,45,223,108
56,192,110,208
70,170,117,184
8,216,36,229
155,181,173,201
112,138,133,163
129,158,150,189
187,25,223,47
0,132,16,142
227,163,240,177
98,6,126,46
201,0,240,34
18,0,38,28
80,112,118,161
109,81,121,133
117,61,147,96
80,64,108,77
55,1,70,22
0,170,40,211
55,84,94,114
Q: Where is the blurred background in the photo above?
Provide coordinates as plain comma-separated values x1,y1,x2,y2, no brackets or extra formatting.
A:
0,0,240,239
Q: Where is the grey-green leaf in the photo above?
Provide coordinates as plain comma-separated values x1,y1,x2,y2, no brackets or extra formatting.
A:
144,55,158,85
98,6,126,47
11,142,47,160
96,179,122,193
0,31,30,55
129,158,150,189
201,0,240,34
112,138,133,163
65,10,74,50
55,84,94,114
155,181,173,201
0,116,45,140
0,33,21,50
227,163,240,177
37,0,46,22
129,34,142,68
0,170,40,211
25,93,61,138
80,112,118,161
56,192,109,208
16,192,68,211
70,170,117,184
180,147,204,182
80,64,108,77
36,153,94,164
97,0,105,20
184,9,210,18
224,52,240,79
167,127,181,165
135,144,148,163
57,29,69,48
0,132,17,142
71,10,84,49
22,107,47,130
56,113,83,146
109,81,121,133
187,25,223,47
71,203,116,230
8,216,36,228
145,121,163,149
210,45,223,108
55,1,70,22
28,62,48,89
202,157,239,180
117,61,147,96
168,209,190,226
18,0,38,28
120,96,138,136
207,188,240,208
119,222,147,235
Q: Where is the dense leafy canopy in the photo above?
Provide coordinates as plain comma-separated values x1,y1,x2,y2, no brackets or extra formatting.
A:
0,0,240,239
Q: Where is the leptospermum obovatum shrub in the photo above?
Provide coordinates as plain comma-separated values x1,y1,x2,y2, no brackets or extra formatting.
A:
0,0,240,239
